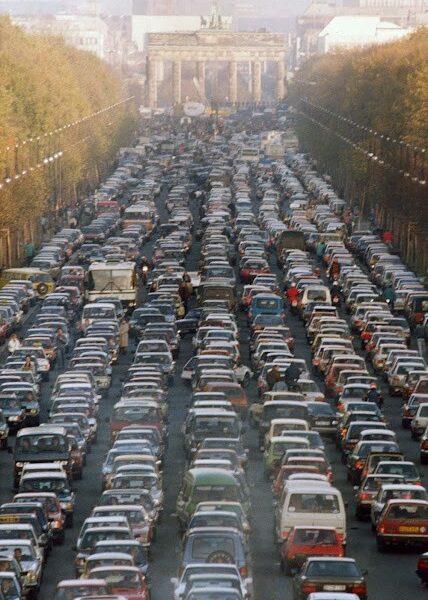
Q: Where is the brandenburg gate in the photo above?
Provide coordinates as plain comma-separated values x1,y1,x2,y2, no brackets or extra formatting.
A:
145,28,286,108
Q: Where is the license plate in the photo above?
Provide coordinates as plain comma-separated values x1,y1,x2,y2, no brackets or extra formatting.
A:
324,585,346,591
316,420,330,425
399,525,420,533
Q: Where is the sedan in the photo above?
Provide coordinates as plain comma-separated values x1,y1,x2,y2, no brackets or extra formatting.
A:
293,557,367,600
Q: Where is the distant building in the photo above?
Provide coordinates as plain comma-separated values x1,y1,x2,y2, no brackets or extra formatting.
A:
291,0,426,67
318,15,412,52
12,13,108,59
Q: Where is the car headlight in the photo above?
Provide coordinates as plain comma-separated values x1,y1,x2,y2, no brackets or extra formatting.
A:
331,419,338,425
53,520,63,529
30,408,39,414
61,502,73,511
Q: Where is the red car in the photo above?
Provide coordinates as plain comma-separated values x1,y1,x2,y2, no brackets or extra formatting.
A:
239,258,270,283
416,552,428,585
280,526,344,574
89,566,150,600
376,499,428,551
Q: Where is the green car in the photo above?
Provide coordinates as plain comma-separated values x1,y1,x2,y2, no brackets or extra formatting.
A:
263,436,310,478
176,468,250,529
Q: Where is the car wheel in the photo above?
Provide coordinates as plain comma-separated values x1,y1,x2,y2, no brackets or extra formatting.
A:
242,373,250,387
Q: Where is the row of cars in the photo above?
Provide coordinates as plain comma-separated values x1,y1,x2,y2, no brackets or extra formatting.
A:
57,154,197,599
171,151,259,600
267,152,428,589
0,147,165,599
239,162,370,600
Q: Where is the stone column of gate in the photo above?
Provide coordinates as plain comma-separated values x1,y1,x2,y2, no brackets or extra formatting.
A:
252,60,262,103
196,61,206,99
228,61,238,105
172,60,182,105
147,58,158,108
276,59,286,101
157,60,164,82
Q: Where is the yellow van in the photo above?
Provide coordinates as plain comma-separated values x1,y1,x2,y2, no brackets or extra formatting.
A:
0,268,54,298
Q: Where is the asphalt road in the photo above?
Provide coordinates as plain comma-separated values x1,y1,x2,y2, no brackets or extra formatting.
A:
0,167,426,600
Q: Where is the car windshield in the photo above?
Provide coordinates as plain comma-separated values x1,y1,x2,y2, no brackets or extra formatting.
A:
83,306,115,319
15,434,68,456
21,478,68,493
294,529,336,544
114,407,158,422
96,569,140,589
289,493,340,513
191,514,238,529
55,585,108,600
0,544,34,560
191,536,236,560
188,593,239,600
306,560,360,577
387,504,428,519
378,464,418,478
0,397,20,410
81,530,127,550
193,485,239,503
194,418,239,437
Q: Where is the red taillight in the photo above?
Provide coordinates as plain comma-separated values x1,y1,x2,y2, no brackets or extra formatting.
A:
422,441,428,450
378,524,385,534
351,584,367,595
361,332,370,341
239,566,248,578
302,584,317,594
359,492,372,501
355,460,365,470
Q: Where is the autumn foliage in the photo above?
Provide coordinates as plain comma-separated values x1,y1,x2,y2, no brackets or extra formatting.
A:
0,16,137,260
292,28,428,274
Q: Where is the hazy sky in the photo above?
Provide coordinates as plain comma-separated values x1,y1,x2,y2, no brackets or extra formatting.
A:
101,0,313,16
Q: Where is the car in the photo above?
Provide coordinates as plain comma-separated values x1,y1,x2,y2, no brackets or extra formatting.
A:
370,484,427,528
307,595,360,600
171,564,252,600
53,579,109,600
180,527,250,579
280,526,344,575
88,566,150,599
416,552,428,585
292,557,367,600
376,499,428,551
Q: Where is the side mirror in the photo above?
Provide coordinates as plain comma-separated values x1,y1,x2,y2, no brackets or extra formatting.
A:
362,569,369,576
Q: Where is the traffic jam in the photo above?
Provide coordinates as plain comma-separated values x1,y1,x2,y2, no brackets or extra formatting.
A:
0,111,426,600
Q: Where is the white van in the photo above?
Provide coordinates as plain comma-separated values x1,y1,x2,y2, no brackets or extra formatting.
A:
275,483,346,545
300,285,332,309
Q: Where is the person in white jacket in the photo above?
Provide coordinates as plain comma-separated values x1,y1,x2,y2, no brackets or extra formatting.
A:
7,333,21,354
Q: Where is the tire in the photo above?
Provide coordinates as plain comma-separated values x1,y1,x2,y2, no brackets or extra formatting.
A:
242,373,250,388
37,283,48,297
